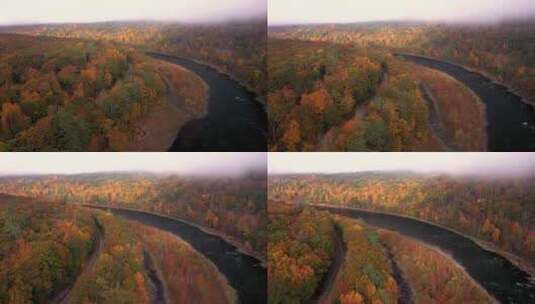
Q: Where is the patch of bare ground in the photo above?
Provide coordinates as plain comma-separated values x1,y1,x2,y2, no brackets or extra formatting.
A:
412,64,487,151
129,59,209,151
379,229,497,304
315,225,346,304
132,222,237,304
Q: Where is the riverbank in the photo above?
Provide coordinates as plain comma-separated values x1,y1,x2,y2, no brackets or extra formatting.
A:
414,63,488,151
129,58,209,151
378,228,498,304
313,224,346,304
146,52,267,152
397,52,535,108
147,52,266,106
311,203,535,280
80,204,266,265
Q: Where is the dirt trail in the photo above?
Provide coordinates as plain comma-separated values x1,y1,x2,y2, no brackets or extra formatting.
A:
310,225,346,304
52,218,104,304
419,84,455,151
381,240,414,304
143,250,168,304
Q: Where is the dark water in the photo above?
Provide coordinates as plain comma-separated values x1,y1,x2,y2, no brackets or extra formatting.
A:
87,206,267,304
398,54,535,151
147,53,267,152
315,205,535,304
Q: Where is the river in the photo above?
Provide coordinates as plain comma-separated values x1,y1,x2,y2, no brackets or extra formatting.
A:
147,53,267,152
398,54,535,151
85,205,267,304
314,204,535,304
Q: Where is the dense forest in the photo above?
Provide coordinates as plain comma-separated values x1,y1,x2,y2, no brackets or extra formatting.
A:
0,195,96,303
330,216,399,304
0,34,207,151
268,38,486,151
269,173,535,265
3,20,267,97
267,201,492,303
268,201,335,303
0,172,267,259
0,193,236,303
270,21,535,103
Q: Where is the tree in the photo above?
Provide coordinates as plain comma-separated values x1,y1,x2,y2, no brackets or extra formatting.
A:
282,119,301,151
51,108,90,151
1,102,30,138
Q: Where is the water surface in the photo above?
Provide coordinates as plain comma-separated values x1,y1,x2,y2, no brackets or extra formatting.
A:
148,53,267,152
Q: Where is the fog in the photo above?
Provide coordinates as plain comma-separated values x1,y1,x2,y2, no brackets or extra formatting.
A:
0,153,266,177
269,153,535,178
0,0,266,25
269,0,535,25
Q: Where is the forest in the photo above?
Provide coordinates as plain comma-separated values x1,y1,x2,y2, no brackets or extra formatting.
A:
269,172,535,265
0,172,267,260
268,201,335,303
267,201,492,304
270,21,535,103
0,34,207,151
0,193,236,303
2,20,267,97
267,37,486,151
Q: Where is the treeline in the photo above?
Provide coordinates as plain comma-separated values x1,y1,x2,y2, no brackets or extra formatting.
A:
0,194,97,303
0,173,267,258
269,173,535,263
270,21,535,102
268,201,335,303
6,21,267,97
0,34,187,151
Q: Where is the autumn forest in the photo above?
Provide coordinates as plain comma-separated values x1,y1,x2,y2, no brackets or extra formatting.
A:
2,0,535,303
268,167,535,303
268,21,535,151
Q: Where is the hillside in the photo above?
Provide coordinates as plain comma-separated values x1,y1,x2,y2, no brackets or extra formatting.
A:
269,173,535,264
0,34,208,151
0,173,267,259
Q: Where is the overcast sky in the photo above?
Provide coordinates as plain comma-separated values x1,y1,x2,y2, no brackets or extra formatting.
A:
0,153,266,176
0,0,266,25
269,153,535,177
269,0,535,25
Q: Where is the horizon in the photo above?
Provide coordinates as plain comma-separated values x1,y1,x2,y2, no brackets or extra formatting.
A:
0,0,266,26
267,17,535,28
268,153,535,177
0,16,267,27
0,153,266,176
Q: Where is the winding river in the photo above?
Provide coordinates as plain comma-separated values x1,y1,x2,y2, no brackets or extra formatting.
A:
85,205,267,304
398,54,535,151
313,204,535,304
147,53,267,152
